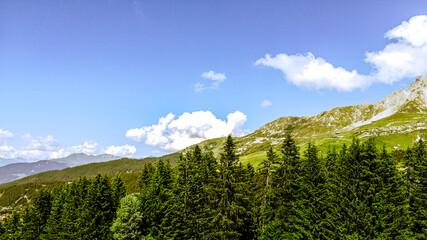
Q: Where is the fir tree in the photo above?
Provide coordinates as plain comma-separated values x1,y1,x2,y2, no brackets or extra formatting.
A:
209,135,250,239
79,173,115,239
172,146,207,239
138,159,175,239
294,142,337,239
265,133,301,237
43,186,66,239
405,140,427,239
111,173,127,214
259,147,279,228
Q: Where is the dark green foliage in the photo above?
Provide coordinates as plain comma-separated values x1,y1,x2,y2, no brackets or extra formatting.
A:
19,188,53,239
79,173,115,239
259,147,279,227
265,134,301,235
111,174,127,213
1,137,426,239
293,143,337,239
43,186,66,239
404,140,427,239
209,135,255,239
138,159,175,239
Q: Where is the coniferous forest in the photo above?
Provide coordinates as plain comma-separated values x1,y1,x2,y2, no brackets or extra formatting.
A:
0,135,426,240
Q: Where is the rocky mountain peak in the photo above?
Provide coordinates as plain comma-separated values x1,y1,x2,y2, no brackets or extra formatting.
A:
408,75,427,91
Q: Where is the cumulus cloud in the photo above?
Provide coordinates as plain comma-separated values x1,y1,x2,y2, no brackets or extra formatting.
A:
256,15,427,91
261,100,272,107
194,70,227,92
0,132,136,160
126,110,248,152
105,145,136,158
0,129,13,145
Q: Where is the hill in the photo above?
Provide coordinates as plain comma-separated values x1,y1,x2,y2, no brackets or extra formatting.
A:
0,153,120,184
183,76,427,161
0,153,179,213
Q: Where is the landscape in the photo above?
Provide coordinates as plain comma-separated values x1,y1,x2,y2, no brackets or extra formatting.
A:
1,1,426,240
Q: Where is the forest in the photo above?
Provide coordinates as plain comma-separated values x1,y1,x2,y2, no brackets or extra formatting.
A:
0,134,425,240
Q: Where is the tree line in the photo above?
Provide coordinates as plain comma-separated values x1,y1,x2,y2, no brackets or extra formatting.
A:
0,134,425,239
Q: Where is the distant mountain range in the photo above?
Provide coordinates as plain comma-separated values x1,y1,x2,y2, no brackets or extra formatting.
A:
0,153,119,184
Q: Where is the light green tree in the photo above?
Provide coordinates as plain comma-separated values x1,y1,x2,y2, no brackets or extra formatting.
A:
111,195,144,240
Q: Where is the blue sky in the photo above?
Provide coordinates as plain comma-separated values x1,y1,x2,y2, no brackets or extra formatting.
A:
1,0,427,159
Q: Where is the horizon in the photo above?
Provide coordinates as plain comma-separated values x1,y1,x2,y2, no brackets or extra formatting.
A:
2,1,427,161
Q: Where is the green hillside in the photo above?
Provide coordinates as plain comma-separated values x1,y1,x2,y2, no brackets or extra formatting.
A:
0,153,180,214
2,76,427,214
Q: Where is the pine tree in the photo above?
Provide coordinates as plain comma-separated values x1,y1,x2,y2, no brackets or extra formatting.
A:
293,142,337,239
138,159,175,239
259,147,279,228
43,186,66,239
209,135,250,239
172,146,207,239
405,140,427,239
111,173,127,214
376,146,411,239
20,206,38,240
138,162,156,191
263,133,301,238
4,211,22,240
60,177,90,239
79,173,115,239
21,188,52,239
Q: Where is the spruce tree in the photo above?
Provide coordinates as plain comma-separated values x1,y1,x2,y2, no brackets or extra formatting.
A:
405,140,427,239
138,159,175,239
172,146,207,239
294,142,337,239
79,173,115,239
264,133,301,238
259,147,279,228
43,186,66,239
209,135,249,239
60,177,90,239
111,173,127,214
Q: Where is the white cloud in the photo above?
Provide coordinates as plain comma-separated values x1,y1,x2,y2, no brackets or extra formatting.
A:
23,134,61,151
0,129,13,145
126,110,248,152
201,70,227,82
0,133,137,160
255,53,368,91
194,70,227,92
105,145,136,158
193,82,206,92
256,15,427,91
69,141,99,155
261,100,272,107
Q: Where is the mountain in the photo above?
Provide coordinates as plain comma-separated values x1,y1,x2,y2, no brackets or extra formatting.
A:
0,160,69,184
0,153,120,184
184,76,427,158
0,158,29,168
51,153,119,167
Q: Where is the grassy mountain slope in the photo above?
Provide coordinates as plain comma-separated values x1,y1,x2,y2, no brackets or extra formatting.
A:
0,153,179,213
183,76,427,163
